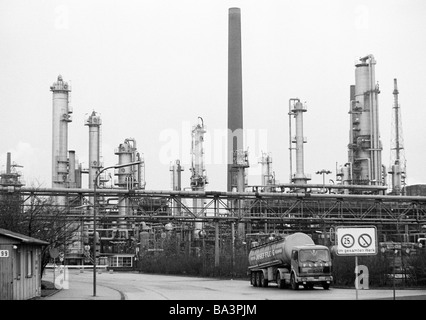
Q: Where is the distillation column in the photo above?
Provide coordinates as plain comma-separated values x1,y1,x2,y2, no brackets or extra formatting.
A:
115,138,145,228
85,111,102,189
289,99,310,186
388,78,406,195
190,118,208,239
0,152,24,187
170,159,184,215
51,75,71,188
259,152,274,192
50,75,72,206
348,55,383,186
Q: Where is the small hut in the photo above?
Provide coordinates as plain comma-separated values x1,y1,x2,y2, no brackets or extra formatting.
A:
0,228,49,300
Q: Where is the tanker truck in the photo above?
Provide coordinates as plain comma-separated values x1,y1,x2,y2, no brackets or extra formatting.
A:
248,232,333,290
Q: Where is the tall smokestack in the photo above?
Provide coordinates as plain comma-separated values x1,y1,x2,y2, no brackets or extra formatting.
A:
6,152,11,174
227,7,244,192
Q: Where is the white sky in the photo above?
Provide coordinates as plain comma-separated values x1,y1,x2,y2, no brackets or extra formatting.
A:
1,0,426,191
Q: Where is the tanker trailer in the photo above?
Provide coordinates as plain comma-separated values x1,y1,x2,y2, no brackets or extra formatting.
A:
248,232,333,290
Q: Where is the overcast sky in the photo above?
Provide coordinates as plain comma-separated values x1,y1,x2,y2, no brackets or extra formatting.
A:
1,0,426,191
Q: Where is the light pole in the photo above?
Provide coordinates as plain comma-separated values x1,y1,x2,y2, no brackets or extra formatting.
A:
93,161,141,297
316,169,331,193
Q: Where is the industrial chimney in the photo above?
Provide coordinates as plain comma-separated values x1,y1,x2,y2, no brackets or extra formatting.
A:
227,7,245,192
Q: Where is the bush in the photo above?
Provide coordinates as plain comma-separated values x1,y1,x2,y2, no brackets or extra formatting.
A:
138,236,249,279
407,253,426,286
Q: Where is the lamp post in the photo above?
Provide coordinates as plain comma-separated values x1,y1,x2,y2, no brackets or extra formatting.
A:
316,169,331,193
93,161,141,297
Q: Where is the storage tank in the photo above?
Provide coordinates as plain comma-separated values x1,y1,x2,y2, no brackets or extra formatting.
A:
248,233,314,268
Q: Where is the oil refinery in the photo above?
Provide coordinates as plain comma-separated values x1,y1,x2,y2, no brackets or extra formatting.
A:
1,7,425,276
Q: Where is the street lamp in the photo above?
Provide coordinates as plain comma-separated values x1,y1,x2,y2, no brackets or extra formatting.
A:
93,161,142,297
316,169,332,193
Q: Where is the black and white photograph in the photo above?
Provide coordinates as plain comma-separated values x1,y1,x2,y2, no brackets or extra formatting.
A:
0,0,425,309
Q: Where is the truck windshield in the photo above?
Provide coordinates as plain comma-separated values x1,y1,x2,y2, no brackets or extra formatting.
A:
299,249,329,262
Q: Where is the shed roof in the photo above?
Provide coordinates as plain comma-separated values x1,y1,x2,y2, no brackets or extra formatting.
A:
0,228,49,246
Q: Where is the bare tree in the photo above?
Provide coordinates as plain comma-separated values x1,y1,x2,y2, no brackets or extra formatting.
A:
0,188,80,277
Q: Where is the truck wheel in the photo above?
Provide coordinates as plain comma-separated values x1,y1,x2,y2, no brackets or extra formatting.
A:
277,272,285,289
260,272,268,287
290,273,299,290
255,272,261,287
251,272,256,286
322,282,330,290
253,272,258,287
258,272,264,287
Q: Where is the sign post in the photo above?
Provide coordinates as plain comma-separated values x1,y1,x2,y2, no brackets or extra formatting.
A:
335,226,377,300
49,248,60,285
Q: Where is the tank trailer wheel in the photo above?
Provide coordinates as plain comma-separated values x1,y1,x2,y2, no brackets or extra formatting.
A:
251,272,256,286
260,272,268,287
255,272,262,287
252,272,258,287
290,273,299,290
257,272,264,287
276,272,285,289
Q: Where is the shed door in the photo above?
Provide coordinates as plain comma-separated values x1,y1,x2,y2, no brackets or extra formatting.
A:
0,245,13,300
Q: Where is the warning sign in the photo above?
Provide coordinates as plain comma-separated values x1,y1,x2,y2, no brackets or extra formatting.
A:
335,226,377,256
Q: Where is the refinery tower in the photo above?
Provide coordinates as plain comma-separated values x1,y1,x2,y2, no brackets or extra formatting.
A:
50,75,72,192
347,55,384,186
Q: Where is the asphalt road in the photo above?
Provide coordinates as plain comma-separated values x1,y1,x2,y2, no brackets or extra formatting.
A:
43,269,426,301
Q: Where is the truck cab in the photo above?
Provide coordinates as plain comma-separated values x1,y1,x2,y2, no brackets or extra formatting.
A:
289,245,333,290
